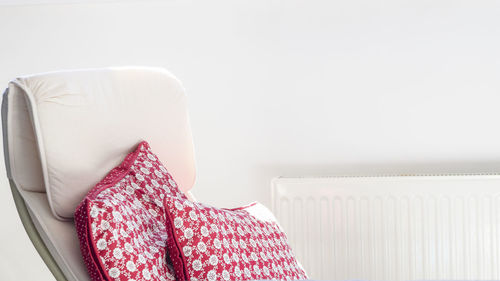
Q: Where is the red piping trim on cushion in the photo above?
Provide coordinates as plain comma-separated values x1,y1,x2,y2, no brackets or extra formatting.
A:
163,197,189,281
75,200,107,281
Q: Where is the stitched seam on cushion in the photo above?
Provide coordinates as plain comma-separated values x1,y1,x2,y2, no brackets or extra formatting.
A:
86,201,111,281
74,141,145,281
164,197,188,281
85,141,145,200
86,202,108,281
75,200,107,281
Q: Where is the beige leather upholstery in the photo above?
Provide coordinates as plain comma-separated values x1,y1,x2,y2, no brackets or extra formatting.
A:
4,67,196,220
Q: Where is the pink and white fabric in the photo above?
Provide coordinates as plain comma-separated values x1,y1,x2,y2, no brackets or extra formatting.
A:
163,196,308,281
75,141,185,281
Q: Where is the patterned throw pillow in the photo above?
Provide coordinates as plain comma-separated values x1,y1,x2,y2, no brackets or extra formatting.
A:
75,141,184,281
163,195,308,281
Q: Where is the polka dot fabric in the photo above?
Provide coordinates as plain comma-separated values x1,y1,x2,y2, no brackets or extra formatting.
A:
163,196,308,281
75,141,184,281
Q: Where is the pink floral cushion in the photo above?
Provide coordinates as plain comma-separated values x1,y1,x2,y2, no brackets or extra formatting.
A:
163,195,308,281
75,141,184,281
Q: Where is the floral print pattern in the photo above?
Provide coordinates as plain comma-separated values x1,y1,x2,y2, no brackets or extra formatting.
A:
163,197,308,281
75,141,183,281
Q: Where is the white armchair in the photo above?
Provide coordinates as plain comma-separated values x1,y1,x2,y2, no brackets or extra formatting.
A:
2,67,197,281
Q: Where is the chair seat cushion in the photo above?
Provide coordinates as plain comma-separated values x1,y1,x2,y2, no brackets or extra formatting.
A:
163,195,308,281
74,141,184,281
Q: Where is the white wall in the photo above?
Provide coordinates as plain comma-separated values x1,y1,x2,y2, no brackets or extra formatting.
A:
1,0,500,280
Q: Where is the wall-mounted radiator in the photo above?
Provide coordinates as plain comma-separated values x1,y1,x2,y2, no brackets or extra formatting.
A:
272,175,500,280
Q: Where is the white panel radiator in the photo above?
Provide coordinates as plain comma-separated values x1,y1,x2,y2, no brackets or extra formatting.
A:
272,175,500,280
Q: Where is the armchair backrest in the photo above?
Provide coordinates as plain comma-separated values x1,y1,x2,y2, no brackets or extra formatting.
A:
3,67,196,220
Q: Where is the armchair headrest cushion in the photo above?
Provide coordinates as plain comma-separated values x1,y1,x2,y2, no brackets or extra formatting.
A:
3,67,196,220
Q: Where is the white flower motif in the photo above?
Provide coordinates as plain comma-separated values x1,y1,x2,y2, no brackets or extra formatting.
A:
222,270,230,281
197,241,207,252
213,238,222,249
147,153,156,161
200,226,209,237
223,253,231,264
210,224,218,232
154,199,163,207
244,267,251,278
168,178,177,187
152,265,159,276
183,246,192,257
113,248,123,259
192,260,202,271
231,238,239,248
239,240,247,249
126,261,136,272
174,217,183,229
232,253,240,263
242,253,249,263
125,242,134,253
145,251,153,259
209,255,218,266
155,170,164,178
263,266,270,276
138,254,146,264
125,185,135,195
223,239,229,248
207,270,217,281
234,266,241,277
112,211,123,222
143,268,152,280
253,265,261,275
174,201,184,210
109,268,120,278
135,173,144,181
144,160,153,167
260,252,267,260
209,210,217,219
251,252,258,261
132,182,140,189
100,220,110,231
96,239,107,250
189,210,198,221
151,179,160,187
140,167,150,175
184,228,193,239
90,206,99,218
160,165,168,174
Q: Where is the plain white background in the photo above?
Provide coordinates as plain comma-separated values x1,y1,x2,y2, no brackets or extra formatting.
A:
1,0,500,280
